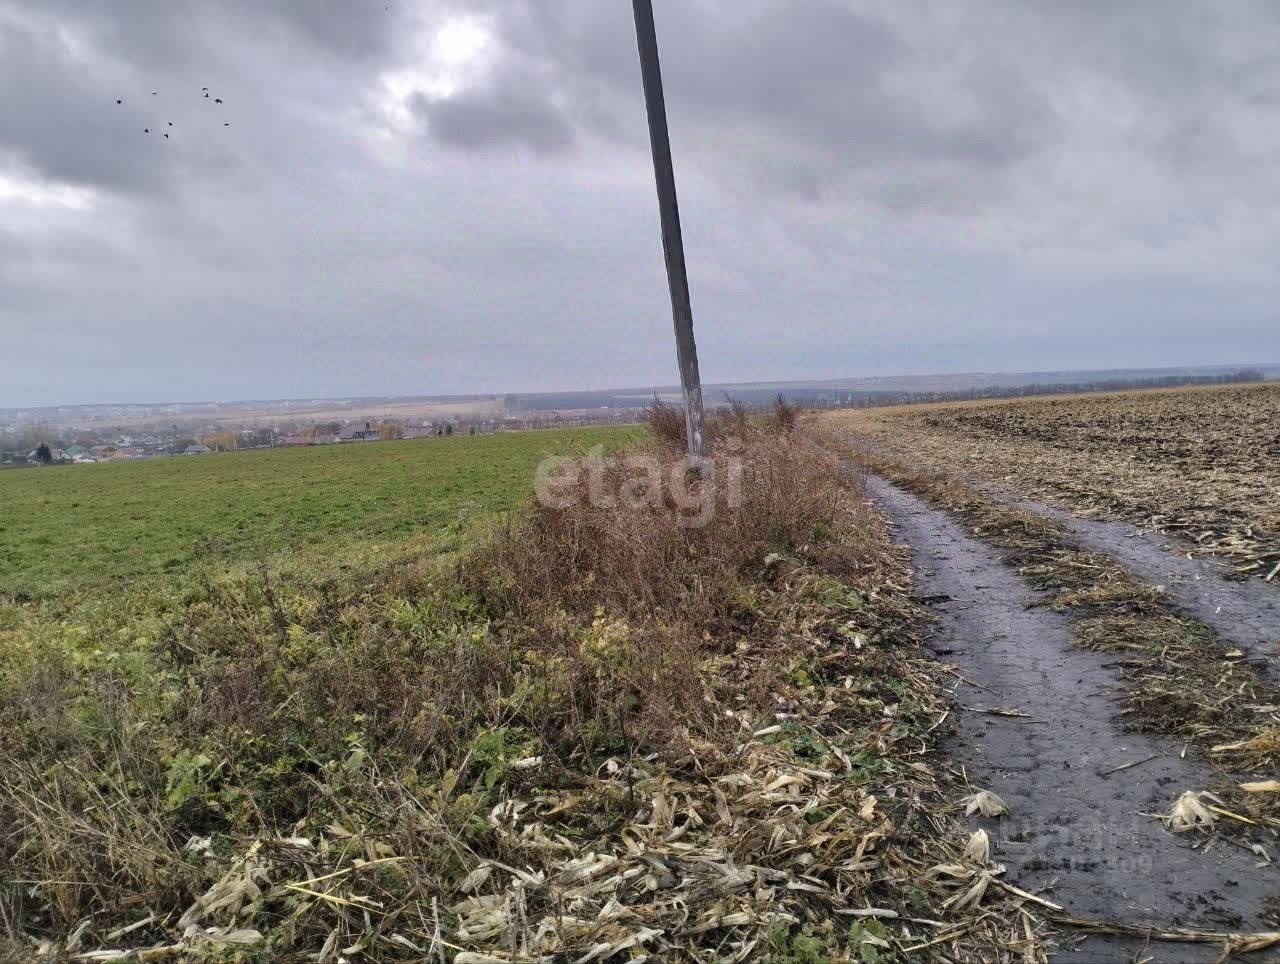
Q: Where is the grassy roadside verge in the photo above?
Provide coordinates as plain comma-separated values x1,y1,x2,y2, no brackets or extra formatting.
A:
2,418,1050,961
818,426,1280,836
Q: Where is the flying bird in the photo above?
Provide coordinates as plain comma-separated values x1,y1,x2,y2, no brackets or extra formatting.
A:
163,133,169,139
116,98,122,104
223,122,230,126
204,92,209,98
144,128,150,133
168,122,174,126
215,98,223,104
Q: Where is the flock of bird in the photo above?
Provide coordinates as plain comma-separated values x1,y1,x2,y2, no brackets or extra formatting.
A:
115,88,230,138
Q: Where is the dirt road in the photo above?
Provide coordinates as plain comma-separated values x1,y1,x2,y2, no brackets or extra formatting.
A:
869,476,1280,962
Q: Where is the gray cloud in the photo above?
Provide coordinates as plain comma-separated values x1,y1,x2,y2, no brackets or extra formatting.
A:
35,0,406,66
1,0,1278,407
412,63,576,152
0,17,174,195
427,1,1058,205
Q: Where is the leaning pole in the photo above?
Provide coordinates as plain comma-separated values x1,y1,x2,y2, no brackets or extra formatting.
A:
632,0,707,459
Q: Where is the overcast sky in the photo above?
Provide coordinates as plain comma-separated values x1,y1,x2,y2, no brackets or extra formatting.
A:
2,1,1278,406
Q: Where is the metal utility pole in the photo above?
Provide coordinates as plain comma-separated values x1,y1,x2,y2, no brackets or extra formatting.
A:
632,0,706,459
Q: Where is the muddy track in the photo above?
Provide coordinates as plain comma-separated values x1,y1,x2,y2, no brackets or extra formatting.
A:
984,487,1280,677
868,476,1280,963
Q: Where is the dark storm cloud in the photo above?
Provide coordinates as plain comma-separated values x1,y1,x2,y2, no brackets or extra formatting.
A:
411,63,576,152
0,0,406,198
1,0,1278,408
417,0,1280,216
0,17,174,195
33,0,405,65
423,1,1057,205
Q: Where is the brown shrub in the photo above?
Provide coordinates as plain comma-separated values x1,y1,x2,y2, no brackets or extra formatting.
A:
644,396,687,447
460,425,878,753
646,395,764,452
722,394,751,435
772,393,800,432
467,426,868,625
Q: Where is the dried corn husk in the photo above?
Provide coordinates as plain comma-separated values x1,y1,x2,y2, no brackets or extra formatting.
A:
961,789,1009,818
963,829,991,864
1241,780,1280,793
1163,791,1217,832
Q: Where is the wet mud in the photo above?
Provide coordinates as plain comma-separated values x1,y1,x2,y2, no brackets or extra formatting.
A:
868,476,1280,963
989,489,1280,678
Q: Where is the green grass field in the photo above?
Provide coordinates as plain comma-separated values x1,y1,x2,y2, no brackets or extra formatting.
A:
0,426,639,600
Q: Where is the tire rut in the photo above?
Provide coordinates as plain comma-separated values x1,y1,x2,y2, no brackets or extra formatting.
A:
985,488,1280,678
868,475,1280,963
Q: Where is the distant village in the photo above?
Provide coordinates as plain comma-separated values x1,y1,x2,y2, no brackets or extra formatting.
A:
4,366,1269,468
0,409,642,468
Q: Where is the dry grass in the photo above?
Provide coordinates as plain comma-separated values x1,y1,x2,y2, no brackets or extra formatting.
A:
642,394,800,450
772,394,800,433
642,396,690,448
470,424,860,622
0,424,1058,961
